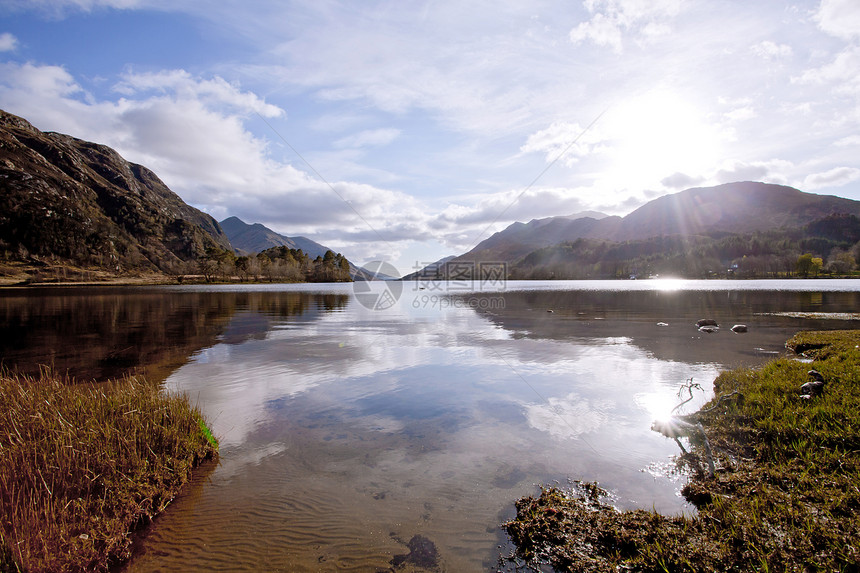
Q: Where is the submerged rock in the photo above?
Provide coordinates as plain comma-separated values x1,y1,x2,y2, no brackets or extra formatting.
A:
731,324,749,333
698,325,719,334
391,534,439,570
696,319,719,328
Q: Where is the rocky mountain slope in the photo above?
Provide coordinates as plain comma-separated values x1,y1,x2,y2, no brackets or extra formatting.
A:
454,182,860,267
459,213,618,266
0,109,231,273
612,181,860,241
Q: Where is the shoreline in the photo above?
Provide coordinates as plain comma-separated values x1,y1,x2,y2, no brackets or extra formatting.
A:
2,275,860,290
503,330,860,571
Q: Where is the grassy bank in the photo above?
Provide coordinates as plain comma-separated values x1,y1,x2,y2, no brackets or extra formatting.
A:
0,370,218,573
504,330,860,572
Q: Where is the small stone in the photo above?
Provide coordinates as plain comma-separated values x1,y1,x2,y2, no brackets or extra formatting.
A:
800,380,825,397
808,369,824,382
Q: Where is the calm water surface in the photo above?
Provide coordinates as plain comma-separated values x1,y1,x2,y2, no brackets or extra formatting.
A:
2,280,860,572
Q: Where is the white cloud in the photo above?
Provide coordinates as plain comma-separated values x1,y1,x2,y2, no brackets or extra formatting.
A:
570,13,624,53
661,172,704,189
815,0,860,40
795,46,860,92
803,166,860,190
569,0,684,53
435,186,592,228
723,106,756,122
0,61,78,98
0,33,18,52
333,128,401,149
2,0,161,15
114,70,284,118
835,135,860,146
234,2,615,144
0,62,100,133
251,4,552,138
714,161,775,184
0,61,430,266
751,40,792,60
793,45,860,125
525,392,613,439
519,121,605,165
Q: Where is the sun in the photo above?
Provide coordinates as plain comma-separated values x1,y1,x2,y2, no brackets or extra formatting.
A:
636,391,679,425
600,89,723,187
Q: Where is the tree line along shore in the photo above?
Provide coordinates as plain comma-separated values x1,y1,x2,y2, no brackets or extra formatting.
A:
0,245,353,287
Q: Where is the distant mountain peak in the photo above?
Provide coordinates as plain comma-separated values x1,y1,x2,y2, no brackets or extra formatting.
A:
218,216,335,260
562,210,609,220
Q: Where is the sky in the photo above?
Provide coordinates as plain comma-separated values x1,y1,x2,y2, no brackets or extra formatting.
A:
1,0,860,276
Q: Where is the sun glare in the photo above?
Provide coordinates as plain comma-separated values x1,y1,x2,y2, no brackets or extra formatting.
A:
652,277,687,291
602,90,722,186
635,392,678,425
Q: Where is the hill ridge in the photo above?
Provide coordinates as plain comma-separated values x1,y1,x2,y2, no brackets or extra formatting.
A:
452,181,860,267
0,108,231,273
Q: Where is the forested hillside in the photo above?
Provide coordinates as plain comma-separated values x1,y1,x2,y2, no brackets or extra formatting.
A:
509,213,860,279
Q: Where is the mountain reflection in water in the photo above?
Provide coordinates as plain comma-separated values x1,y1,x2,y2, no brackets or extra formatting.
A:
0,287,348,382
3,281,860,572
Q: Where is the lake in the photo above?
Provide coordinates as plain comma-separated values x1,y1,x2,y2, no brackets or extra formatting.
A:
2,279,859,572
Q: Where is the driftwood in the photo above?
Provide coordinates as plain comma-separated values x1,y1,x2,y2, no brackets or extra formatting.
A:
649,378,737,479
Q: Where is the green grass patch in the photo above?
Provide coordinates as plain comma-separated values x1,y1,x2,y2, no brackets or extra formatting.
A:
0,370,218,573
504,330,860,572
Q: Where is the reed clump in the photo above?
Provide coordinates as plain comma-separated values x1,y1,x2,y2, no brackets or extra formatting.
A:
504,330,860,572
0,369,218,573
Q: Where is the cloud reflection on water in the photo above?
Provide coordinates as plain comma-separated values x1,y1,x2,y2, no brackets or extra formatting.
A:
167,289,726,473
133,283,860,572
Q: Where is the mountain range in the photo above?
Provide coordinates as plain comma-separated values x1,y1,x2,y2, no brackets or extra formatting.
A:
0,109,349,280
454,182,860,265
2,107,859,283
414,181,860,280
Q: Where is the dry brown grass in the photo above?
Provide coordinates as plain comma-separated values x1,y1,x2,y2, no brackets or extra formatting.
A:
0,370,217,572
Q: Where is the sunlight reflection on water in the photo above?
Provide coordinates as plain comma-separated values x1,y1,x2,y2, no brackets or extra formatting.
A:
3,282,859,572
126,282,860,572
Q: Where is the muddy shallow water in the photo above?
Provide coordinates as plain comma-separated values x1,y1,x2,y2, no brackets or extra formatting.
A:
3,279,859,571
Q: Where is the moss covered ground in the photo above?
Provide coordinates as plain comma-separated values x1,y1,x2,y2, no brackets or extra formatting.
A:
504,330,860,572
